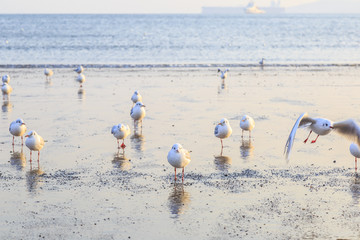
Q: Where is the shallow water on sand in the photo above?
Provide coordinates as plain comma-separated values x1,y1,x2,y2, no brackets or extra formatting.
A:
1,66,360,239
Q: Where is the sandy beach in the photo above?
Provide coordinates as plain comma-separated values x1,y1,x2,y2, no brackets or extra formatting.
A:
1,66,360,239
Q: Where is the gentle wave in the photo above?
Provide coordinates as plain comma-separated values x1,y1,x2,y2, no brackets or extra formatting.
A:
0,63,359,69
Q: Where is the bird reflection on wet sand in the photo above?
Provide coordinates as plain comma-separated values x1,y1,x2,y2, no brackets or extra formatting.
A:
10,149,26,170
240,139,254,160
45,79,52,88
214,155,232,171
217,81,228,94
168,184,191,218
26,161,44,193
78,88,85,100
130,132,145,151
350,173,360,205
112,151,131,171
2,100,13,113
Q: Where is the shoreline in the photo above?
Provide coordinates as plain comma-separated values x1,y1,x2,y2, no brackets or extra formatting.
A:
0,63,359,69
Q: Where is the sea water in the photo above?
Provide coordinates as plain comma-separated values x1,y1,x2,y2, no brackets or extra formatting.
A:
0,14,359,66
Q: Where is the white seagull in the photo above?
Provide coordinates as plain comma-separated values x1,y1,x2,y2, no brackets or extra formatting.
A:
9,118,27,146
214,118,232,154
217,68,229,80
1,83,13,94
111,123,131,150
131,90,142,105
2,75,10,84
130,101,146,126
25,130,45,162
167,143,191,182
44,68,53,80
284,113,360,164
74,65,84,74
76,73,86,87
350,143,360,171
240,115,255,138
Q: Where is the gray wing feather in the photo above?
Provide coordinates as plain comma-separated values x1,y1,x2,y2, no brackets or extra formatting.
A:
214,125,219,135
333,119,360,145
284,112,309,160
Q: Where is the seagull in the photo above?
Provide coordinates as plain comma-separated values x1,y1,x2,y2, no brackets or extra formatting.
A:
131,90,142,105
217,68,229,80
130,101,146,127
25,130,45,162
240,115,255,138
74,65,84,74
44,68,53,80
1,83,13,94
284,113,360,163
76,73,86,87
167,143,191,182
259,58,265,66
111,123,131,150
214,118,232,154
9,118,27,146
2,75,10,84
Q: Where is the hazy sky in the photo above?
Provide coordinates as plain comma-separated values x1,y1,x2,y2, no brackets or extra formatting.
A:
1,0,359,14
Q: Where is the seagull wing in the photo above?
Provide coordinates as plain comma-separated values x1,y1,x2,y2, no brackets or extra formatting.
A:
111,125,117,134
214,125,219,135
284,112,312,160
333,119,360,146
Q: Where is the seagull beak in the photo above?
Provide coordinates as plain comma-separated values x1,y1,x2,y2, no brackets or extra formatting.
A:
21,123,25,125
25,135,29,138
176,149,179,153
330,126,334,129
217,123,221,125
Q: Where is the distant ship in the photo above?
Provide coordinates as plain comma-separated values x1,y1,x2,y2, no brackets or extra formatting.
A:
202,0,284,15
245,1,265,14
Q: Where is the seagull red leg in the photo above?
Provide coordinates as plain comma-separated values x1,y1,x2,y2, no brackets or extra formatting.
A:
355,157,358,172
12,136,14,146
174,168,177,181
121,139,126,149
311,135,320,144
304,130,312,143
182,168,184,183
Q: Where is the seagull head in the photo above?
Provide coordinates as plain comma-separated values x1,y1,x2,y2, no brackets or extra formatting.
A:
219,118,229,126
135,102,145,108
172,143,183,153
15,118,25,125
241,115,249,122
25,130,36,138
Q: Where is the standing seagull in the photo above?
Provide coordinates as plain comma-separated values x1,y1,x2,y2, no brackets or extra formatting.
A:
76,73,86,87
131,90,142,106
1,82,13,95
218,68,229,80
214,118,232,155
240,115,255,138
2,75,10,84
259,58,265,66
74,65,84,74
111,123,131,151
9,118,27,146
44,68,53,80
331,119,360,171
25,131,45,162
130,101,146,128
167,143,191,182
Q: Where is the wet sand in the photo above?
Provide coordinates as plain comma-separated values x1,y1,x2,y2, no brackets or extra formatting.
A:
1,66,360,239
